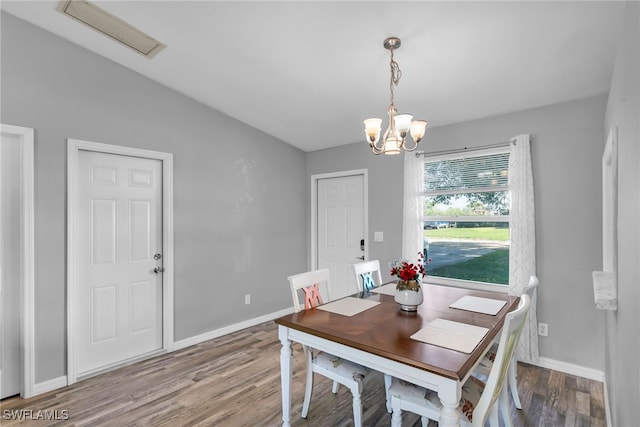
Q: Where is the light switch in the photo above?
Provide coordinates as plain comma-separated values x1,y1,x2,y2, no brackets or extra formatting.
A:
374,232,384,242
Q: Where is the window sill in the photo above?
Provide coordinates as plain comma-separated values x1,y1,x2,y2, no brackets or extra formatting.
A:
423,276,509,294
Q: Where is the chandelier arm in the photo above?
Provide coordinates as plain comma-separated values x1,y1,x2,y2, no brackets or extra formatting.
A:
401,137,421,152
370,141,385,155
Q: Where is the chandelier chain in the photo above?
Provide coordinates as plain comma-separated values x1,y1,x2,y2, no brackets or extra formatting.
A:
389,48,402,106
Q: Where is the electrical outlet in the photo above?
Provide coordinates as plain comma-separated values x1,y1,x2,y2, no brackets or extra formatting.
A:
245,294,251,305
538,322,548,336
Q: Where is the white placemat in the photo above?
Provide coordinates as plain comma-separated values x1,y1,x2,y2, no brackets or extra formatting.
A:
317,297,381,317
370,283,397,296
410,318,489,353
449,295,507,316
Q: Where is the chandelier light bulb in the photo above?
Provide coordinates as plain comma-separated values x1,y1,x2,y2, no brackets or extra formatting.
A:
410,120,428,143
394,114,413,138
363,118,382,144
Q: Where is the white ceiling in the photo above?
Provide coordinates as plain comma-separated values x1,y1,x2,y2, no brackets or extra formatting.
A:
1,1,625,152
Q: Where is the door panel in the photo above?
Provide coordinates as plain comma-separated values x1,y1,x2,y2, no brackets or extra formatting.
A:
129,280,153,333
77,151,162,376
130,200,151,261
91,285,117,343
91,199,117,264
317,175,364,300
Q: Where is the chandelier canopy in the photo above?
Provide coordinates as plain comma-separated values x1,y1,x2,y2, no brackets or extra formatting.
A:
364,37,428,155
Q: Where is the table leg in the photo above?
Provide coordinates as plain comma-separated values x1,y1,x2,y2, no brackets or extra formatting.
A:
438,380,462,427
278,326,293,427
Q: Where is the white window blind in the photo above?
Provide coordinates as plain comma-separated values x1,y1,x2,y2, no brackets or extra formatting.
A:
424,149,510,197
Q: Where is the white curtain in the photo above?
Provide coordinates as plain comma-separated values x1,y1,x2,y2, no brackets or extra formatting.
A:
508,134,539,364
402,151,424,265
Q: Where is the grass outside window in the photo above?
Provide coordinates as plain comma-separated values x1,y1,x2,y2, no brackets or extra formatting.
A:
424,226,509,285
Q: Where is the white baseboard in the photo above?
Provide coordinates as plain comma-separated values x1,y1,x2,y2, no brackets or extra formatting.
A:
32,376,68,396
531,356,605,382
27,308,293,397
174,307,294,350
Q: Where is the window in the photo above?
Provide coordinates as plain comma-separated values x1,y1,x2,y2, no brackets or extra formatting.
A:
422,147,510,287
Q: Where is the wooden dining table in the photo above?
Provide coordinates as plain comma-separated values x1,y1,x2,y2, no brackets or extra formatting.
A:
274,282,520,427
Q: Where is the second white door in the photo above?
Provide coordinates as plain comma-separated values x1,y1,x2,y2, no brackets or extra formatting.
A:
76,150,163,376
317,174,365,299
1,130,22,398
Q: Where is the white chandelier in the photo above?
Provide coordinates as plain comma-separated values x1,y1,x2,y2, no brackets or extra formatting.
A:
364,37,428,155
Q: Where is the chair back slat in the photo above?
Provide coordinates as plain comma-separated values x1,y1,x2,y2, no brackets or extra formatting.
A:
302,284,324,309
353,260,382,292
288,268,331,313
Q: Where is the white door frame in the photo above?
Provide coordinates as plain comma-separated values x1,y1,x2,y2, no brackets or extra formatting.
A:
310,169,368,270
0,124,35,398
67,139,174,385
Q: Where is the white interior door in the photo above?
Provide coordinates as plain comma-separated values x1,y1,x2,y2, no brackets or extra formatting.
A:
317,174,365,299
76,150,163,376
0,132,21,398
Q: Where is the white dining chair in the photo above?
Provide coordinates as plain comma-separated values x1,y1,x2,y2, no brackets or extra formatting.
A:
475,275,539,411
352,259,393,411
287,268,369,427
389,294,531,427
353,259,383,292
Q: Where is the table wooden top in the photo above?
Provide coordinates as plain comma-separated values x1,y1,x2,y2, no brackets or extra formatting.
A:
275,282,519,381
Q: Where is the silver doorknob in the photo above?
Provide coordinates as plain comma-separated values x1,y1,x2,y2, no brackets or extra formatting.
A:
153,267,165,273
355,256,365,260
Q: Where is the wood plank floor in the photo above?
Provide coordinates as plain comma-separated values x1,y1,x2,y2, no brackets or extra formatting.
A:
0,321,606,427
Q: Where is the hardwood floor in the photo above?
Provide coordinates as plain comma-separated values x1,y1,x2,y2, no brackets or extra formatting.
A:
0,321,606,427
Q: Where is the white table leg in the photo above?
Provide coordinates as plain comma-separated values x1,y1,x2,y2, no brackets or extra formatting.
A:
438,380,462,427
278,326,293,427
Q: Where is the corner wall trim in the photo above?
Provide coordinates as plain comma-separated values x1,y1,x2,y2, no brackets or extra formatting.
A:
603,374,612,427
174,307,294,350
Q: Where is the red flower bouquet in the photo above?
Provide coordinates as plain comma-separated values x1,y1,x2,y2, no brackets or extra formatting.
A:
390,252,430,291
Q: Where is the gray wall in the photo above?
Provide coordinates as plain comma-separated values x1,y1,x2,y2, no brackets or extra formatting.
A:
1,13,307,383
309,95,608,371
604,2,640,426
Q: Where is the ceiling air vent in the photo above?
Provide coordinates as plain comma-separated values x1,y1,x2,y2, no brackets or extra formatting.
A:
56,0,166,58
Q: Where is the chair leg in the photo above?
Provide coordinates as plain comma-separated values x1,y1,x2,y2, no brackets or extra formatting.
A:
384,374,392,413
390,397,403,427
347,380,364,427
508,358,522,409
332,380,339,394
301,365,314,418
